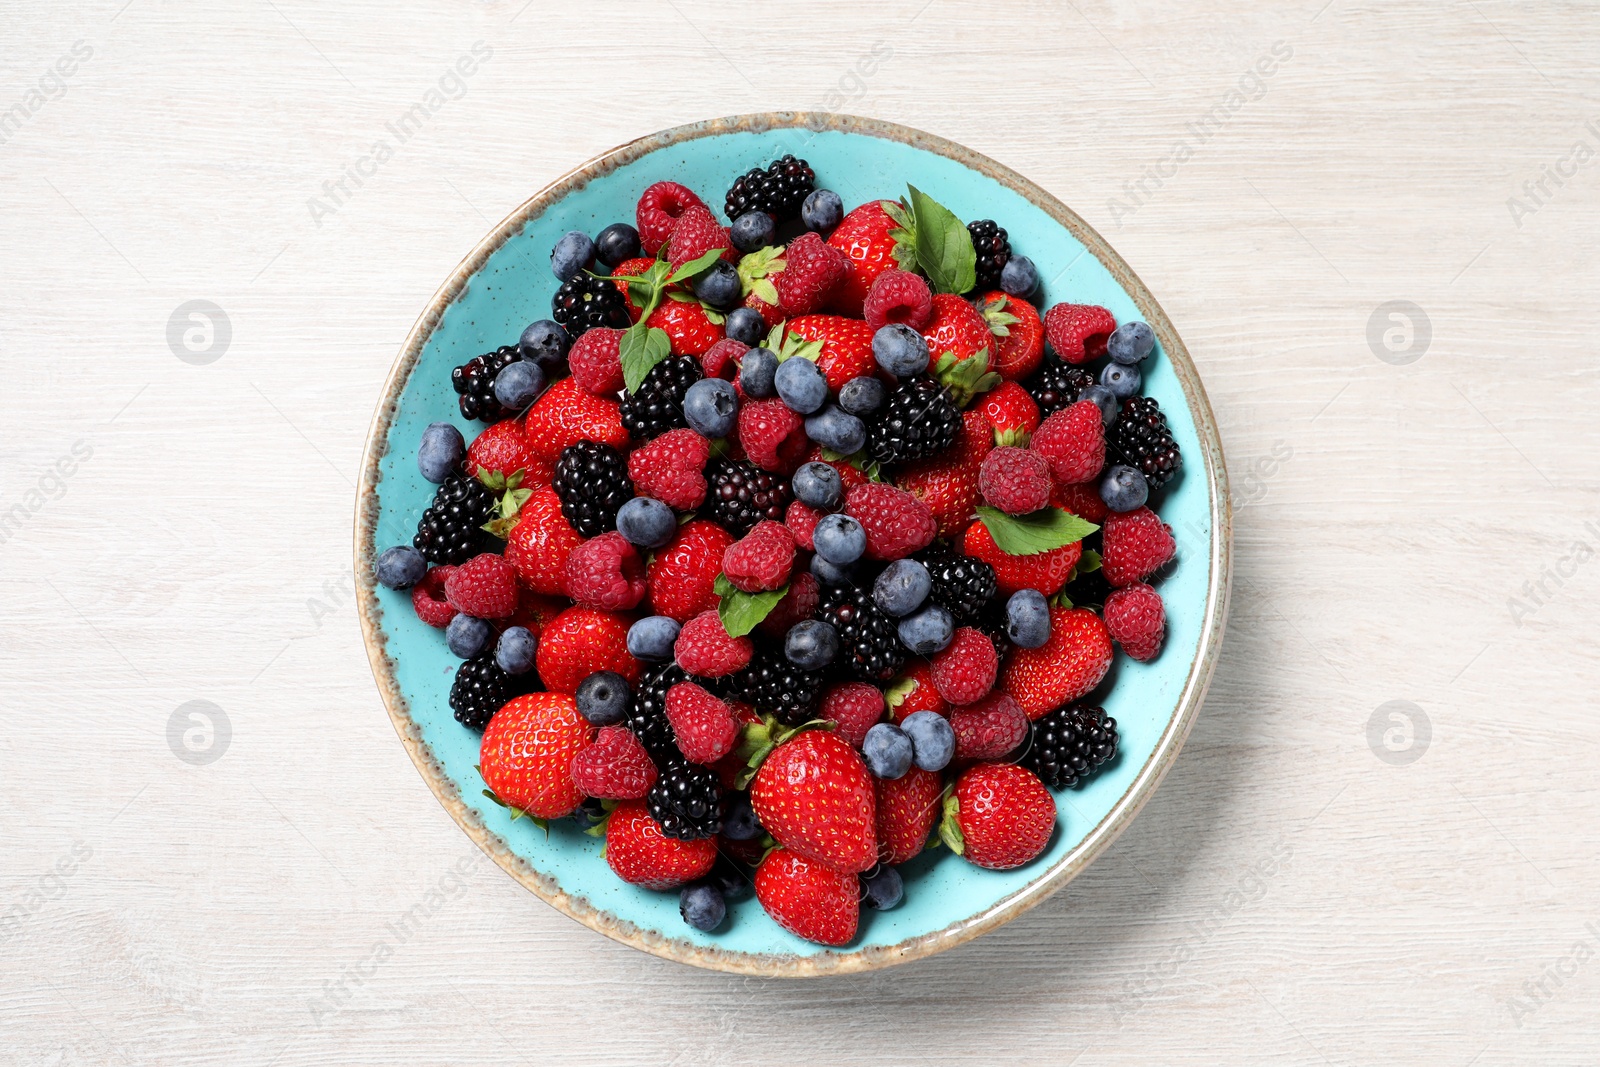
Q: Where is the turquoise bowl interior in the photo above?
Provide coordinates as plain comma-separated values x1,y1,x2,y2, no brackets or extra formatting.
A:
355,114,1230,976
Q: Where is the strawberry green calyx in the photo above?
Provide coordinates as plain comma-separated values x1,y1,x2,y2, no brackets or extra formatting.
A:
732,715,830,788
477,766,550,832
883,674,918,712
477,468,533,538
763,321,824,364
978,295,1021,337
881,199,921,273
933,348,1001,407
937,788,964,855
738,245,787,306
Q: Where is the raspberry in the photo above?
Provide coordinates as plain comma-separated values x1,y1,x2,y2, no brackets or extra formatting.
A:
536,606,639,693
674,609,753,677
1043,302,1116,364
665,682,738,764
443,553,519,619
700,336,747,381
737,397,807,473
1101,506,1176,587
637,181,704,256
721,520,795,593
949,690,1028,760
1031,400,1106,485
978,446,1052,515
564,531,646,611
571,725,657,800
784,499,820,551
931,626,999,706
757,571,820,639
886,660,948,722
568,327,626,396
1053,478,1109,523
821,682,885,749
504,488,584,596
646,519,732,622
767,232,849,319
465,418,539,483
666,204,732,270
862,269,934,332
627,428,710,510
1103,581,1166,661
410,565,458,628
844,483,937,561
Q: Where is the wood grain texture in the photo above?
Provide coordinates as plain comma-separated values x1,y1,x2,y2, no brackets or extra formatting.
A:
2,0,1598,1062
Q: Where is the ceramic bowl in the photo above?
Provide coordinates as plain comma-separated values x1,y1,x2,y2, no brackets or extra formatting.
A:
355,113,1231,976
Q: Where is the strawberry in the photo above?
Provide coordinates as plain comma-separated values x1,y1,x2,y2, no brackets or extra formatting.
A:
627,428,709,510
636,181,705,257
570,725,657,800
506,587,565,639
674,609,752,677
826,200,913,314
751,730,877,874
948,690,1028,760
875,766,943,865
885,660,949,723
757,570,820,640
922,292,991,366
479,692,594,819
444,552,519,619
896,408,992,540
978,446,1052,515
753,847,859,946
605,800,717,890
1043,302,1116,364
722,520,795,593
466,418,541,483
820,682,885,749
1032,400,1106,486
975,291,1045,381
741,233,848,326
780,315,876,393
949,762,1055,870
962,508,1083,597
609,256,656,322
666,203,732,270
564,531,646,611
844,482,937,561
646,298,724,357
646,519,732,622
1101,506,1176,587
525,377,628,468
863,268,934,331
536,606,639,694
410,564,457,628
568,326,627,395
1053,478,1109,523
504,488,584,596
1002,606,1113,718
737,397,808,473
1103,581,1166,661
978,381,1041,448
930,626,998,706
665,681,738,764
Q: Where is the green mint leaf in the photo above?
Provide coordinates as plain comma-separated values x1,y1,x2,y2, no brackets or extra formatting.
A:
668,247,726,284
700,305,726,325
713,573,736,598
717,580,788,638
906,184,977,295
620,325,672,393
1078,548,1102,574
974,506,1099,556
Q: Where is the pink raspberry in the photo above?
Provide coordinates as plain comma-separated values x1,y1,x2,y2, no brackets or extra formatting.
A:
738,398,808,473
1103,581,1166,661
844,483,937,561
666,204,732,270
665,681,739,764
862,269,934,332
784,499,821,551
949,691,1028,760
978,446,1052,515
636,181,704,256
1101,507,1176,588
564,532,646,611
757,571,820,639
628,428,710,510
721,520,795,593
443,553,519,619
931,626,998,706
700,336,748,380
1043,302,1116,364
821,683,886,749
674,609,753,677
570,725,657,799
410,565,457,628
1032,400,1106,485
568,327,625,396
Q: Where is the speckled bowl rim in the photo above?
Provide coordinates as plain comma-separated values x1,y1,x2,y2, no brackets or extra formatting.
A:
354,112,1232,977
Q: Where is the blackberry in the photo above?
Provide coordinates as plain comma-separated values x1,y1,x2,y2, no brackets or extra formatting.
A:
866,376,961,466
449,652,533,731
551,274,630,339
551,441,633,538
973,595,1012,659
967,220,1011,293
628,663,686,759
919,547,998,622
647,756,723,841
621,356,702,441
1062,534,1111,609
732,645,825,727
412,473,497,564
704,458,790,537
817,584,905,683
451,345,522,423
1111,396,1182,489
724,155,815,223
1021,704,1119,789
1025,354,1097,416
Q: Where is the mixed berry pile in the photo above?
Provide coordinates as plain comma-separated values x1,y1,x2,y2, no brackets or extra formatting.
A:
374,159,1181,947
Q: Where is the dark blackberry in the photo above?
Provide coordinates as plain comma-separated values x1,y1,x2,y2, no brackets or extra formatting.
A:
451,345,521,423
967,219,1011,293
551,441,633,538
1062,534,1111,609
724,155,815,223
647,756,723,841
817,584,904,683
1025,354,1097,416
704,458,790,537
628,663,685,759
449,652,533,731
620,356,702,441
1111,396,1182,489
919,547,998,622
866,376,961,466
412,473,497,564
732,645,824,727
1021,704,1119,789
973,595,1012,659
551,274,630,338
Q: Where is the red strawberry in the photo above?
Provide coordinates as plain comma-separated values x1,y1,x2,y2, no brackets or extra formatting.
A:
674,609,752,677
897,408,992,540
525,377,628,468
1053,478,1110,523
1103,581,1166,661
962,514,1081,597
1003,606,1113,718
568,326,626,396
863,269,934,331
536,606,639,694
820,682,885,749
978,446,1052,515
605,800,717,890
636,181,705,256
885,660,948,723
721,520,795,593
949,690,1028,760
950,762,1055,870
1043,303,1116,365
466,418,541,483
784,499,820,551
627,428,710,510
700,336,747,380
611,257,655,322
757,570,820,640
826,200,912,314
444,552,519,619
737,397,808,473
410,564,457,628
564,531,646,611
975,291,1045,381
781,315,876,393
570,725,657,800
665,681,738,764
978,381,1041,448
1032,400,1106,486
742,233,848,326
646,298,724,357
844,482,937,561
751,730,877,874
931,626,998,706
875,766,943,865
646,519,732,622
666,203,732,270
479,692,594,819
1101,506,1176,587
504,488,584,596
922,292,991,365
753,847,859,946
507,588,564,639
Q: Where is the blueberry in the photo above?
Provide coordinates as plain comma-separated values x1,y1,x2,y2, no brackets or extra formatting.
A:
901,710,955,772
730,210,776,253
872,324,930,377
493,360,545,410
417,422,465,483
627,615,681,662
550,230,595,282
679,881,726,932
873,559,931,617
792,461,843,511
575,670,630,726
683,377,739,438
708,855,753,900
1100,464,1149,513
722,792,763,841
616,496,676,549
810,553,855,586
786,619,839,670
739,346,778,397
446,614,492,658
1107,320,1156,365
861,866,904,910
726,307,766,347
1100,360,1141,399
375,545,427,589
897,604,954,655
838,376,885,416
1005,589,1051,649
804,405,866,455
861,723,913,780
775,356,828,414
495,626,538,674
801,189,844,233
691,260,741,310
999,254,1038,297
1078,383,1119,427
594,222,640,268
519,319,571,369
812,513,866,565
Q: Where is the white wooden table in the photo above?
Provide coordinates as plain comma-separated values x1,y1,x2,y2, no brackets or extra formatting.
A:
4,1,1596,1062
